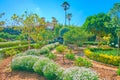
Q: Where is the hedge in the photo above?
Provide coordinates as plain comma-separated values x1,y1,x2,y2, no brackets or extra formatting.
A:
84,49,120,66
0,41,28,48
0,44,39,57
83,42,106,45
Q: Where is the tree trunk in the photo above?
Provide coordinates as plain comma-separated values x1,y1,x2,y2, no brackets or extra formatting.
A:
118,36,119,56
28,27,31,49
63,53,65,64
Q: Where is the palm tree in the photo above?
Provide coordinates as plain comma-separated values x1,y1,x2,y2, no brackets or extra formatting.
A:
52,17,57,27
61,1,70,26
67,13,72,26
40,17,46,26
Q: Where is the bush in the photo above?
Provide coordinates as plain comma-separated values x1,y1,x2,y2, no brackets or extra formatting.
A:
0,44,37,57
0,38,6,42
117,65,120,76
84,49,120,66
11,55,39,71
45,52,56,60
62,67,79,80
74,57,92,68
33,57,51,75
45,44,55,50
24,49,39,56
38,47,50,54
0,41,27,48
55,67,64,80
5,49,19,57
73,67,99,80
62,67,99,80
56,45,67,53
65,53,75,60
43,62,59,80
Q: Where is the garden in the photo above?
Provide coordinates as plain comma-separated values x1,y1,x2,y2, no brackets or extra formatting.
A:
0,1,120,80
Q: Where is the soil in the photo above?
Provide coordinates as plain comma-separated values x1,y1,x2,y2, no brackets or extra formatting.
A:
0,52,120,80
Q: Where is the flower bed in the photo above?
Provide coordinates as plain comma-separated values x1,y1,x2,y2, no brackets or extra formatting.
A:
84,49,120,66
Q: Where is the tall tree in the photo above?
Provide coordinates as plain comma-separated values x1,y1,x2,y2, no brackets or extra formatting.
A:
108,3,120,28
67,13,72,26
108,3,120,55
82,13,111,44
0,12,5,29
11,14,19,27
52,17,57,28
61,1,70,26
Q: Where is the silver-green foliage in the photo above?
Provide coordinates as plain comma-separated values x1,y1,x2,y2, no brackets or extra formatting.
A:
11,55,39,71
62,67,99,80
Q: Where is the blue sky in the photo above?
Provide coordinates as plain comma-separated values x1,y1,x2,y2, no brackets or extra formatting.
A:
0,0,120,26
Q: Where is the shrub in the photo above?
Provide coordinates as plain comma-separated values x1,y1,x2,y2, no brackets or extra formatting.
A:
84,49,120,66
117,65,120,76
74,57,92,68
62,67,79,80
33,57,51,75
62,67,99,80
0,38,6,42
0,44,37,57
65,53,75,60
43,62,59,80
24,49,39,56
73,67,99,80
5,49,19,57
11,55,39,71
38,47,50,54
45,52,56,60
56,45,67,53
55,67,64,80
54,42,59,47
0,41,27,48
45,44,55,50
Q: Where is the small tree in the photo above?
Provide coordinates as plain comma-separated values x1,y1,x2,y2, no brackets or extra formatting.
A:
63,27,92,47
56,45,67,64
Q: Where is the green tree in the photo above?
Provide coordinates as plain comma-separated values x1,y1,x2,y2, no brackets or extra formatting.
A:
61,1,70,26
67,13,72,26
108,3,120,55
63,27,92,47
82,13,111,46
0,12,5,31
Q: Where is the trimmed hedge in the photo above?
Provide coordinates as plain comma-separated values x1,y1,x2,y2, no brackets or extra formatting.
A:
0,41,28,48
84,49,120,66
83,42,106,45
0,44,38,57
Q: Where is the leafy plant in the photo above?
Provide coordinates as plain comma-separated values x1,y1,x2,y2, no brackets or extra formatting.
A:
38,47,50,54
11,55,39,71
5,49,19,57
24,49,39,56
74,57,93,68
56,45,67,63
73,67,99,80
43,62,59,80
62,67,99,80
117,65,120,76
33,57,51,75
45,52,56,60
65,53,75,60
